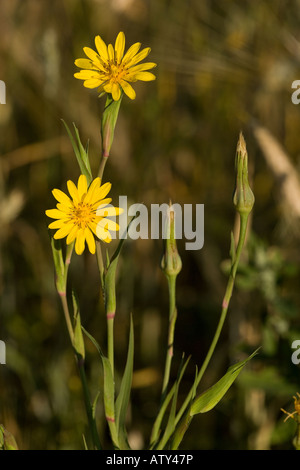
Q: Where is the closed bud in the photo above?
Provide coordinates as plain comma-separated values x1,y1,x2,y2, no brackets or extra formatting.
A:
233,132,255,216
161,202,182,278
101,96,122,158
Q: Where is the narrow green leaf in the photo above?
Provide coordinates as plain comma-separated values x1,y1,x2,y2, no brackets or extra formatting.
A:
92,391,101,420
61,120,92,184
81,326,119,447
49,235,65,293
82,326,103,356
73,124,92,178
104,216,137,315
150,356,190,449
73,313,85,359
171,368,198,450
101,355,115,421
0,425,18,450
82,434,89,450
115,315,134,449
191,349,259,415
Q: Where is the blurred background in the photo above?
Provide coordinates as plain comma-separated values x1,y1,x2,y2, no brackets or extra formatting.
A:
1,0,300,450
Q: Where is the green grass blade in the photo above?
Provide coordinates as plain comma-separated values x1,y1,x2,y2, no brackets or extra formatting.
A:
170,367,198,450
115,315,134,449
61,120,92,184
152,355,191,450
191,349,259,415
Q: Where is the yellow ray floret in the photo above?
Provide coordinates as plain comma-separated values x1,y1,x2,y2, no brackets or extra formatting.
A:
46,175,123,255
74,31,156,101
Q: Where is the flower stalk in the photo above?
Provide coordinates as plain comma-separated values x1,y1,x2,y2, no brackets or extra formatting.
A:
50,238,102,450
161,203,182,401
175,132,254,428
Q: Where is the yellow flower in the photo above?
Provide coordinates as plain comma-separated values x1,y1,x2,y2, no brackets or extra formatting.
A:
46,175,123,255
74,31,156,101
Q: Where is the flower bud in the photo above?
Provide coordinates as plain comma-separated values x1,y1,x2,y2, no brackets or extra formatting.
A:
233,132,255,216
161,202,182,278
101,95,122,158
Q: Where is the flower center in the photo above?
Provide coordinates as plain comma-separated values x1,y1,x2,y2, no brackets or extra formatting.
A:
107,61,126,83
73,202,94,228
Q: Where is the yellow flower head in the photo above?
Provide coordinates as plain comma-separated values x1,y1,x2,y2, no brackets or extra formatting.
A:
46,175,123,255
74,31,156,101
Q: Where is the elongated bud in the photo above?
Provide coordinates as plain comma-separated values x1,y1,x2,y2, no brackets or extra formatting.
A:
101,95,122,158
233,132,255,216
0,425,18,450
161,202,182,278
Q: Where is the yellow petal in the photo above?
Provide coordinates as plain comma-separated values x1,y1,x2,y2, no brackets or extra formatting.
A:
111,83,121,101
120,80,136,99
48,219,65,229
83,46,100,62
131,71,156,81
85,228,96,254
96,225,112,243
98,218,120,232
126,47,151,68
77,175,88,199
67,180,80,204
122,42,141,64
74,70,101,79
115,32,125,62
84,177,101,204
66,225,79,245
108,43,115,62
45,208,68,219
53,222,74,239
84,78,104,89
103,82,113,93
91,197,112,209
52,189,73,207
97,206,123,217
75,58,94,69
94,182,112,201
75,229,85,255
56,203,72,214
95,35,109,61
127,62,157,73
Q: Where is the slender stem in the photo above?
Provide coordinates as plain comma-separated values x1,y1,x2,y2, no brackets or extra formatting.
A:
59,292,102,450
107,312,115,377
161,275,177,402
175,213,249,426
57,245,102,450
59,292,74,345
98,155,109,181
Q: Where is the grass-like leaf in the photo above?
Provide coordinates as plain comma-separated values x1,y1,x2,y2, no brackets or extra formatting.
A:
191,349,259,415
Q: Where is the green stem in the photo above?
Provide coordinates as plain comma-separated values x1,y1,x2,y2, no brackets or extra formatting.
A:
161,275,177,402
57,245,102,450
98,155,109,181
175,213,249,426
107,312,115,377
59,292,75,345
96,241,105,292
